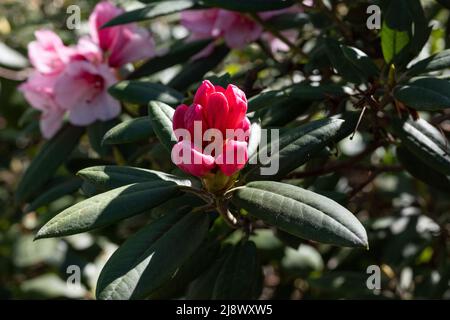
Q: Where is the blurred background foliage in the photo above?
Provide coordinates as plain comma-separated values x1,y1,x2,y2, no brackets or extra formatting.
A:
0,0,449,299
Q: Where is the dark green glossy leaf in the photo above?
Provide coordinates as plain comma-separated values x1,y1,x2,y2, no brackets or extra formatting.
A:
109,81,183,106
35,181,181,239
397,147,450,192
201,0,294,12
26,178,82,212
243,114,357,181
406,49,450,76
232,181,368,248
394,78,450,110
16,125,84,203
77,165,193,191
96,210,210,300
212,241,262,300
102,117,154,145
148,101,177,152
392,118,450,175
128,39,212,79
168,44,229,91
103,0,196,27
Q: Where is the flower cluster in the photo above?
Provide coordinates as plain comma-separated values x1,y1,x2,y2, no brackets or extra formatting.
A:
181,2,313,56
172,80,251,178
20,1,154,138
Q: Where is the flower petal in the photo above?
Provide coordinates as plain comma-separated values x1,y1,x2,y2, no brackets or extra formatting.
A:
171,141,215,177
215,140,248,176
193,80,215,107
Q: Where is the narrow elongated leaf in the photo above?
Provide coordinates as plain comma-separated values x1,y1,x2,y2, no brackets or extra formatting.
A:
394,78,450,111
103,0,196,27
109,81,183,106
148,101,177,152
232,181,368,248
102,117,154,145
397,147,450,192
149,240,220,299
212,241,262,300
128,39,212,79
325,40,376,83
35,181,180,239
96,210,210,300
77,165,192,190
406,49,450,76
168,44,229,91
243,114,357,181
87,120,117,157
16,125,84,203
381,21,410,63
26,178,82,212
201,0,294,12
391,118,450,175
248,84,344,113
187,246,232,299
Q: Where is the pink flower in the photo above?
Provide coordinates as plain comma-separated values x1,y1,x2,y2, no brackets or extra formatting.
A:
53,60,120,126
181,9,262,49
27,30,73,74
19,72,65,138
172,80,250,177
89,0,155,68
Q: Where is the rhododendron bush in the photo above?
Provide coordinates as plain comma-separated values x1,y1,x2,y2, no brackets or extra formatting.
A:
0,0,449,300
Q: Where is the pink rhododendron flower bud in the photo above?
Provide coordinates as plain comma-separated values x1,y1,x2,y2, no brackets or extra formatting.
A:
172,80,250,177
28,30,73,74
19,72,66,138
53,60,120,126
89,0,155,68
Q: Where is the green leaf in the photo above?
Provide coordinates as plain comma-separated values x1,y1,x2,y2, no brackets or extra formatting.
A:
397,147,450,192
77,165,192,191
381,21,410,63
340,45,379,78
102,117,154,145
26,178,82,212
87,120,117,157
394,78,450,110
232,181,368,248
201,0,294,12
128,39,212,79
149,240,220,299
392,118,450,175
248,84,345,113
243,114,357,181
148,101,177,152
168,44,229,91
187,246,232,299
212,241,262,300
35,181,181,239
247,121,262,160
406,49,450,76
265,12,309,30
96,210,210,300
16,125,84,203
325,40,378,83
103,0,196,27
109,81,183,106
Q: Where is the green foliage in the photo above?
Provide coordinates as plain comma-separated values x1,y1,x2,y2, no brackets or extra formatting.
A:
2,0,449,301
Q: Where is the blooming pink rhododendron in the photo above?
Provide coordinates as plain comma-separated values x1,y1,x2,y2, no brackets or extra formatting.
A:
181,4,309,54
20,0,155,139
89,0,155,68
172,80,251,177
